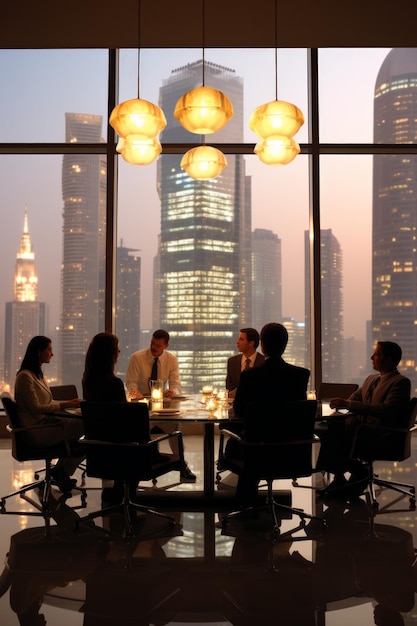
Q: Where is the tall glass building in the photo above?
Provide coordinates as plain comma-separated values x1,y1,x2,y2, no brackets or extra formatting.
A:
251,228,282,332
115,241,141,379
372,48,417,394
305,229,344,382
157,61,251,393
60,113,106,386
4,210,45,388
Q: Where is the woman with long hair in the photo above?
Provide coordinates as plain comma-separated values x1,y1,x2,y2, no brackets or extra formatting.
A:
14,335,84,492
82,332,126,402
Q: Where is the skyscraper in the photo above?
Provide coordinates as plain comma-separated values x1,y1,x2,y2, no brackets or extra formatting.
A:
372,48,417,393
305,229,344,382
115,240,141,379
252,228,282,331
4,209,46,387
60,113,106,386
157,61,251,393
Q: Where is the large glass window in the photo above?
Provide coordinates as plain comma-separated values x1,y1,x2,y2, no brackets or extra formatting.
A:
2,47,417,395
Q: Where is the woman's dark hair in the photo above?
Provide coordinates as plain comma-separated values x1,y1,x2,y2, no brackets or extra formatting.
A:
83,333,119,382
18,335,52,378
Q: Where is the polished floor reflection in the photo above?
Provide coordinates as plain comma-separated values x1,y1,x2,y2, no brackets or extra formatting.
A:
1,434,417,625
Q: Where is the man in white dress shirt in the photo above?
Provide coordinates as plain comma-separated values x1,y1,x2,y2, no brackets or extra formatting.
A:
126,329,196,481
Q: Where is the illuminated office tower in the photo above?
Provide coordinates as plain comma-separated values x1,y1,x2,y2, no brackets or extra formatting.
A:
373,48,417,393
4,209,45,388
305,229,343,381
282,317,306,368
115,241,141,379
157,60,250,393
60,113,106,385
252,228,282,331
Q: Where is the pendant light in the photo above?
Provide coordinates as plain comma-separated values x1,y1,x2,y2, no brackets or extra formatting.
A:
254,135,300,165
249,0,304,165
109,0,166,165
116,135,162,166
174,0,233,135
181,145,227,180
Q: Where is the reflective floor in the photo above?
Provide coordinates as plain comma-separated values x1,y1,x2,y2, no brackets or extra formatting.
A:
1,434,417,626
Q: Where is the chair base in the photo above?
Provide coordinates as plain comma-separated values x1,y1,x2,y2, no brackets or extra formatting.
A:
76,483,176,539
0,463,87,536
221,481,325,542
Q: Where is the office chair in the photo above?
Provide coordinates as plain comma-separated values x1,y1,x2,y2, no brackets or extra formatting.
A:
31,384,87,485
50,384,79,401
317,383,359,401
348,397,417,514
77,401,187,538
218,400,325,542
0,393,86,537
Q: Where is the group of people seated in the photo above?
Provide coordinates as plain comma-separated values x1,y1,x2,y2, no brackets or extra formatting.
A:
10,322,412,508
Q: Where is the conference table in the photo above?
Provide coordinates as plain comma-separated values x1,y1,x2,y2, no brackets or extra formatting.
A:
148,394,234,497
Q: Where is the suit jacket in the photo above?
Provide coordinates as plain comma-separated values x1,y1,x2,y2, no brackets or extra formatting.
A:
233,356,310,421
348,370,411,426
226,352,265,392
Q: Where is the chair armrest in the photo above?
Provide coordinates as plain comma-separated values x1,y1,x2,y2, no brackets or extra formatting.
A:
11,421,67,434
220,429,243,442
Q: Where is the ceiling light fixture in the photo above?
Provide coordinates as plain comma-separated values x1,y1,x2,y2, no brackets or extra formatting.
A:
174,0,233,135
109,0,166,165
181,145,227,180
249,0,304,165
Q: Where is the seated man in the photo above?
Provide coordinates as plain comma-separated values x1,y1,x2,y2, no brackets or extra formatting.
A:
225,322,310,505
126,328,196,482
317,340,411,498
226,327,265,399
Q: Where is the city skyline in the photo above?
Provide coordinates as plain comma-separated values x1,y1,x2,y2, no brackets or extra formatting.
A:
0,47,410,390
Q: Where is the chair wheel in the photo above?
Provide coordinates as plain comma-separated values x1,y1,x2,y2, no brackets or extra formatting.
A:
34,473,40,479
409,497,416,510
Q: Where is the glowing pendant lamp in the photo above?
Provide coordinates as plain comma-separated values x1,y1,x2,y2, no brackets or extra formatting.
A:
110,99,166,140
116,135,162,165
181,145,227,180
250,0,304,164
174,85,233,134
254,135,300,166
249,100,304,140
174,0,233,135
109,0,166,164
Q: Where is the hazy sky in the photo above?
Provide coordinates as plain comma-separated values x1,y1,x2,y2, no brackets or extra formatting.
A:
0,47,390,356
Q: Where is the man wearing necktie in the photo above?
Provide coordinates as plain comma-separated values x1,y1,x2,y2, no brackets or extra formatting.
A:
126,329,196,481
317,341,411,498
226,328,265,399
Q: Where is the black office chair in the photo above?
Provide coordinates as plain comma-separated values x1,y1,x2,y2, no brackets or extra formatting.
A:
317,383,359,401
77,401,187,538
0,392,86,537
32,384,87,485
218,400,325,542
348,397,417,515
50,384,79,401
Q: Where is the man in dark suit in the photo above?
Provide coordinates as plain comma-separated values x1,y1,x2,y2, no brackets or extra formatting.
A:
226,328,265,399
225,322,310,505
317,340,411,498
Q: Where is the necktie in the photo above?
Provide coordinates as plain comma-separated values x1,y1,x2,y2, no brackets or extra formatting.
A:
365,376,380,402
244,358,251,370
150,357,158,381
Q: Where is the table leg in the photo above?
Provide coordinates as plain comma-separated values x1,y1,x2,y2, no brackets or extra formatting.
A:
203,422,215,496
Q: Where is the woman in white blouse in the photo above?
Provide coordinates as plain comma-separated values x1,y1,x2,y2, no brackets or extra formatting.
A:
14,335,83,492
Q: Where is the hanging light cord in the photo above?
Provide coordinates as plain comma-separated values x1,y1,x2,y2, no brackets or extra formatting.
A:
274,0,278,101
202,0,205,86
137,0,141,99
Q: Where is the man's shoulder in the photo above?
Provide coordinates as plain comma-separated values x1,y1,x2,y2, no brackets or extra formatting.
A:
228,354,241,363
129,348,148,360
